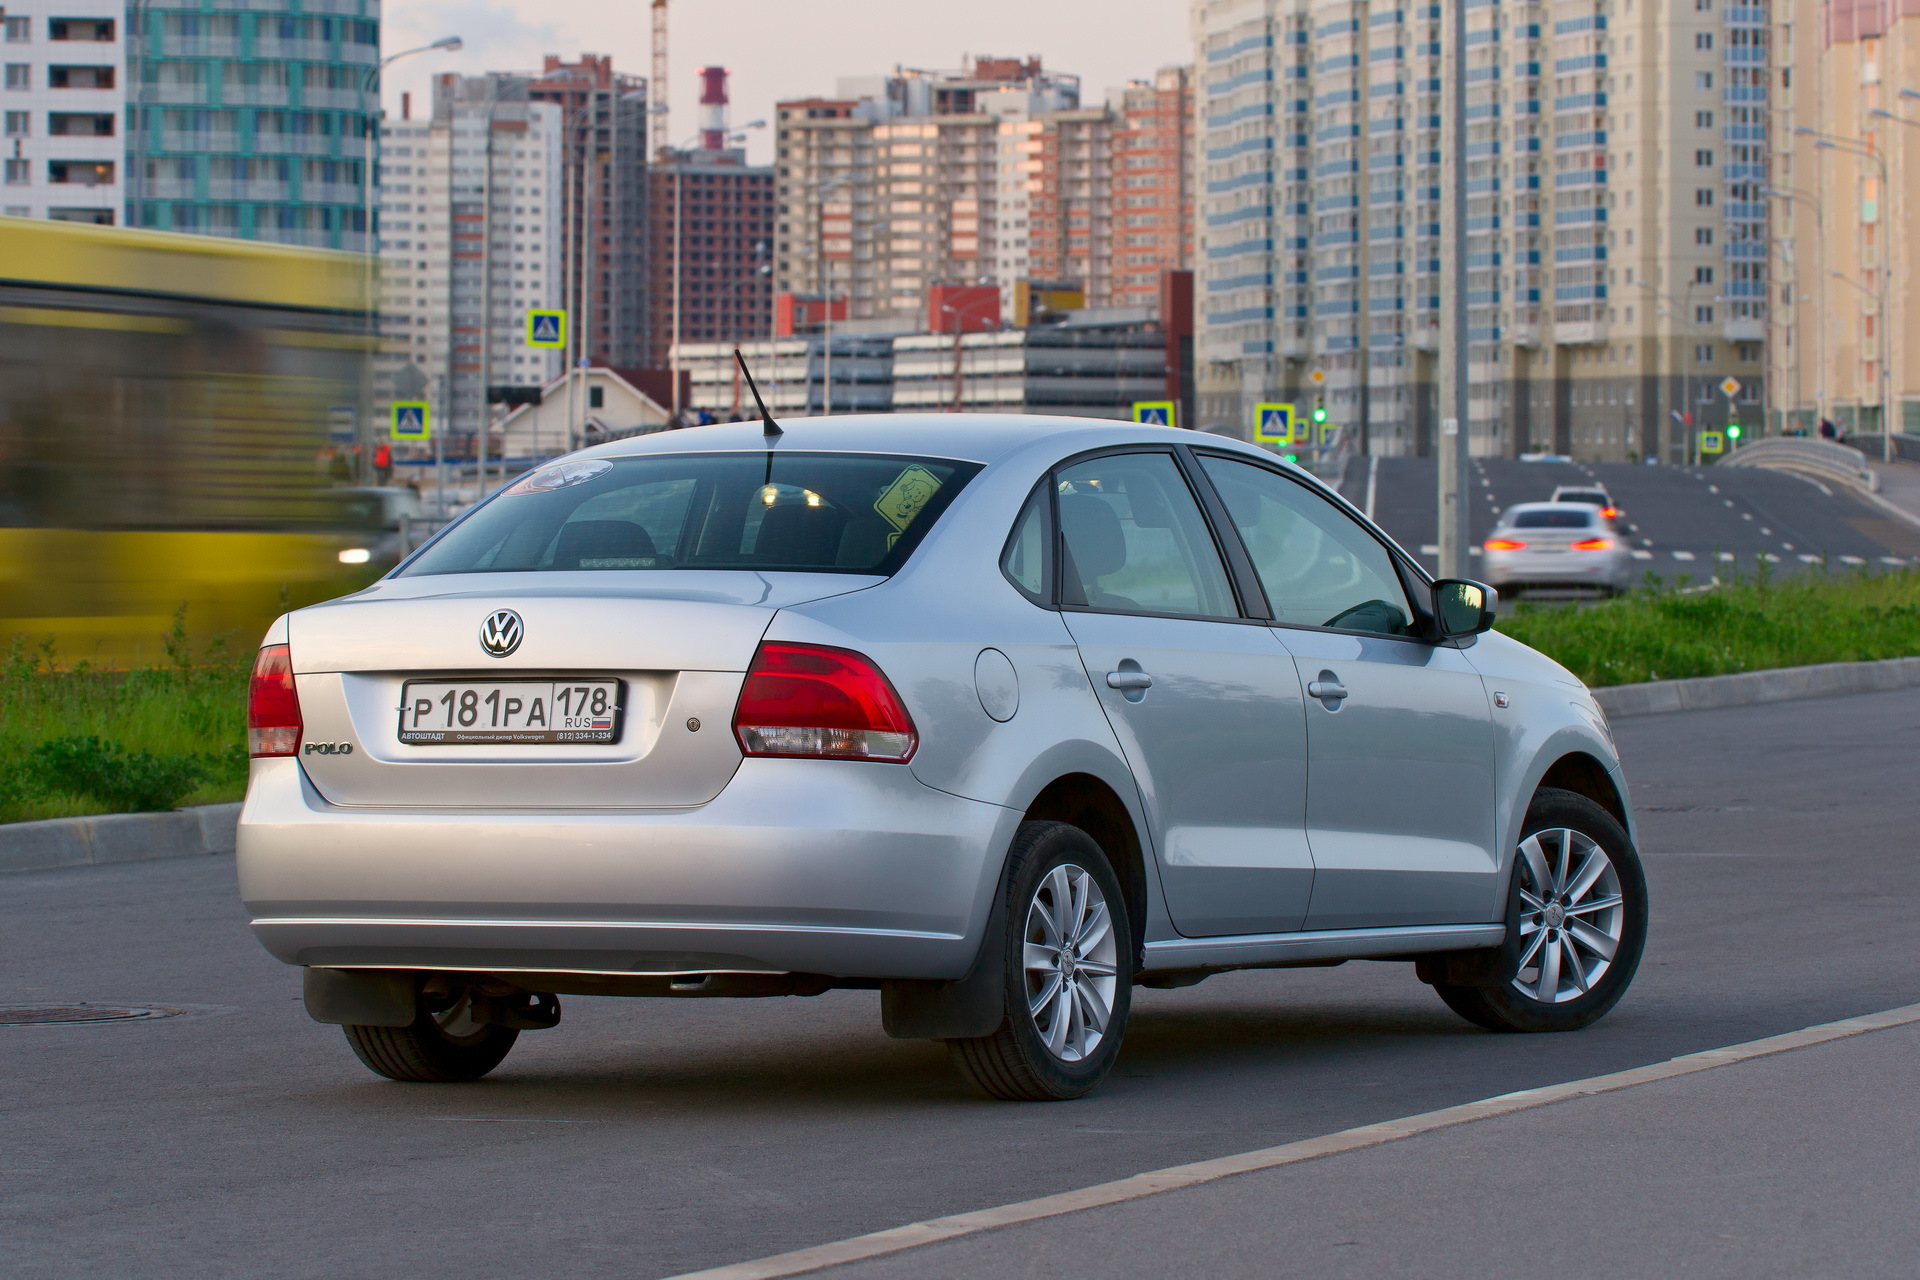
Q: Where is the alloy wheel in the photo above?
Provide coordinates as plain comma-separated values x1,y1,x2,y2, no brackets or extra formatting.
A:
1022,863,1120,1062
1512,827,1626,1004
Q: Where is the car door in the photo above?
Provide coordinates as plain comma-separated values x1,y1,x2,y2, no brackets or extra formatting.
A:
1194,453,1499,930
1050,449,1315,937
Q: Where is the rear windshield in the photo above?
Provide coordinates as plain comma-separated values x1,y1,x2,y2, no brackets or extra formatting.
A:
1512,509,1596,529
400,451,980,577
1555,491,1608,505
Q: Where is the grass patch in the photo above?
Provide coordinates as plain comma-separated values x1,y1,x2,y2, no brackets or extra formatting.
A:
1497,564,1920,687
0,610,249,824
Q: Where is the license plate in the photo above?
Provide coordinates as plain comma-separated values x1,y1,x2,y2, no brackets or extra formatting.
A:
397,679,625,745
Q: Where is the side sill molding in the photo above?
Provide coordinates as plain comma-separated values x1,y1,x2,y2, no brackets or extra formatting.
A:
1141,923,1505,972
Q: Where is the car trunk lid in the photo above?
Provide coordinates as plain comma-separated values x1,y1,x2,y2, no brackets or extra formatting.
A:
285,572,879,808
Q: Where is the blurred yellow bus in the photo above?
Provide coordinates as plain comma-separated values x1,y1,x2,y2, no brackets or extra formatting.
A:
0,217,370,665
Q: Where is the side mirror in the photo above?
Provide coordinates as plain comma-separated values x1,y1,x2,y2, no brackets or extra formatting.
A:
1433,578,1498,639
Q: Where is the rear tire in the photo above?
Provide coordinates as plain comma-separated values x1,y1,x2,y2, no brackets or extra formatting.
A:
946,821,1132,1101
1434,788,1648,1033
342,988,520,1083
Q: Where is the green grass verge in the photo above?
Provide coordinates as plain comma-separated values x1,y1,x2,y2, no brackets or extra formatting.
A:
7,569,1920,824
1496,565,1920,687
0,615,249,825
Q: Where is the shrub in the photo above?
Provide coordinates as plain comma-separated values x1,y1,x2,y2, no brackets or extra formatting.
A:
28,736,208,813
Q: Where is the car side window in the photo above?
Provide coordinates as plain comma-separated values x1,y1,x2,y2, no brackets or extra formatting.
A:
1000,483,1050,604
1197,455,1416,636
1055,452,1238,619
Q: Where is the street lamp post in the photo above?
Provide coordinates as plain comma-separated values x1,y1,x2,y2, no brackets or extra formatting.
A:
940,295,1001,412
811,175,855,415
1798,127,1895,462
360,36,461,483
1761,185,1828,433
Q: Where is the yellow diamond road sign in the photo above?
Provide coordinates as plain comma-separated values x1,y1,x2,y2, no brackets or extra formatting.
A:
1310,368,1327,385
1720,377,1741,397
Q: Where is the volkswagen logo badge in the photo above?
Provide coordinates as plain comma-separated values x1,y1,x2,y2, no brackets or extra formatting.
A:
479,609,524,658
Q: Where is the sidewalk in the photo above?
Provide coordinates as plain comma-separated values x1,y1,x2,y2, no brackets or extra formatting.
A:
817,1016,1920,1279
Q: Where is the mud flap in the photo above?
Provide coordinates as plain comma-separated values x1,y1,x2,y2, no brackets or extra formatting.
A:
879,881,1009,1040
303,967,417,1027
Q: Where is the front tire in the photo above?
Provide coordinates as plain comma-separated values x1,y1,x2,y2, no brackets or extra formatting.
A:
342,987,520,1083
946,821,1132,1101
1434,788,1648,1033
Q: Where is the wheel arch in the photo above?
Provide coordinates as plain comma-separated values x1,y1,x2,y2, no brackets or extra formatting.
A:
1021,771,1149,968
1536,751,1628,831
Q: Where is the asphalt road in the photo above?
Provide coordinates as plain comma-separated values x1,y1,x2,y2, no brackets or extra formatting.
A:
7,688,1920,1278
1339,454,1920,582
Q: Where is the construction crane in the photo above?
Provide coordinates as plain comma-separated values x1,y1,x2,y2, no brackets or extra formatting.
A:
650,0,669,157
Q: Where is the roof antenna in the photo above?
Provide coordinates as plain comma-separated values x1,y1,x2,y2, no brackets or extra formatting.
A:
733,347,782,438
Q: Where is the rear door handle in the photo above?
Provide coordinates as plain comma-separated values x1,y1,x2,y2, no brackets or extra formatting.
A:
1106,671,1154,690
1307,674,1349,704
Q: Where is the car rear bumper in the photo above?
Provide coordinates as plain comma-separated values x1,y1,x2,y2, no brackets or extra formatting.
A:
1485,552,1631,585
237,756,1018,981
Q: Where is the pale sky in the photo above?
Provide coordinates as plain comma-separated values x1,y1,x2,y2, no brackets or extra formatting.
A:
380,0,1193,164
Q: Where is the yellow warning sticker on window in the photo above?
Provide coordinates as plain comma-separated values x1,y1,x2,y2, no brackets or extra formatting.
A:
873,464,943,533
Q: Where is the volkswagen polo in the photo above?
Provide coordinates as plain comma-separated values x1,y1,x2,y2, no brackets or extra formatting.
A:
239,415,1646,1100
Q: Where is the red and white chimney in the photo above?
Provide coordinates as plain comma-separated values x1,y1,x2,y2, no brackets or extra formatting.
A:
699,65,729,150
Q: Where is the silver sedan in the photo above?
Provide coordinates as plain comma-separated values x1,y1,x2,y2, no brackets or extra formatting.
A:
1483,502,1636,597
239,418,1647,1100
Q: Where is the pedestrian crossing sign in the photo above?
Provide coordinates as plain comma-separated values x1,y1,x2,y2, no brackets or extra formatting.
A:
526,309,566,349
391,401,430,441
1254,402,1295,445
1699,430,1725,455
1133,401,1176,427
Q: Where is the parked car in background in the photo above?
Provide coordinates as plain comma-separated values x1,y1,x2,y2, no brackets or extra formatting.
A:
239,417,1647,1101
332,486,428,571
1484,502,1634,596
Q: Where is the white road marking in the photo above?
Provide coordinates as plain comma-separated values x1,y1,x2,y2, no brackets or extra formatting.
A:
1672,551,1697,561
1718,552,1737,562
1760,527,1771,535
1632,550,1654,560
1882,557,1906,566
1708,485,1719,493
1841,556,1867,565
1799,555,1822,564
1724,500,1735,507
1420,544,1440,555
1741,513,1753,521
1468,547,1482,556
664,1003,1920,1280
1759,553,1781,563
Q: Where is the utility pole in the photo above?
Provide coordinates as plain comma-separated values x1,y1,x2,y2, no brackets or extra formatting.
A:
1437,0,1471,579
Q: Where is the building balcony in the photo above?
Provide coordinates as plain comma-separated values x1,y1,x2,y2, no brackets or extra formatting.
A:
161,131,240,152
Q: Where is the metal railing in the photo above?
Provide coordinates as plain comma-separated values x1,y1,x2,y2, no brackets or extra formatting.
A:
1716,438,1877,491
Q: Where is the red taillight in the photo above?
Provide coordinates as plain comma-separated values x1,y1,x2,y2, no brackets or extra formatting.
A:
733,642,917,762
1600,506,1620,519
1485,538,1527,552
1571,537,1615,551
247,644,303,757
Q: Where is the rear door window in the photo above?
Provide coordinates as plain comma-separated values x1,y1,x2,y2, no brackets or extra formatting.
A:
1054,452,1238,619
402,452,980,576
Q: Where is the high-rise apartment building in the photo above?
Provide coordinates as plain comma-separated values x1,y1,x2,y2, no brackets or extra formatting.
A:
0,1,123,224
646,68,775,372
1109,67,1195,310
124,0,377,248
1771,0,1913,434
520,54,649,369
1194,0,1767,460
375,76,562,444
774,58,1192,327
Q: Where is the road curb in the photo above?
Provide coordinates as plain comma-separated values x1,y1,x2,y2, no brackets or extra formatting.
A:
1592,655,1920,718
0,803,240,876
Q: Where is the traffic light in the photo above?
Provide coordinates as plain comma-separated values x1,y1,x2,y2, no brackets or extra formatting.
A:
1727,423,1743,441
1312,397,1328,425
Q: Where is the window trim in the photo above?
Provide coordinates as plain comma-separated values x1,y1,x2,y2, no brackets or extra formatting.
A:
1185,446,1441,643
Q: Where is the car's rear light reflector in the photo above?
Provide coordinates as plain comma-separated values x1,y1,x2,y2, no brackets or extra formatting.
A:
1484,538,1527,551
733,642,917,762
247,643,303,757
1570,538,1615,551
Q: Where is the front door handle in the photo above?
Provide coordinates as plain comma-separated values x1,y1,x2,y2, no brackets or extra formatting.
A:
1106,670,1154,690
1307,671,1349,705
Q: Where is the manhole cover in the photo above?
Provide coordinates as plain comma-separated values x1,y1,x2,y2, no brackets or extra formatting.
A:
0,1004,182,1026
